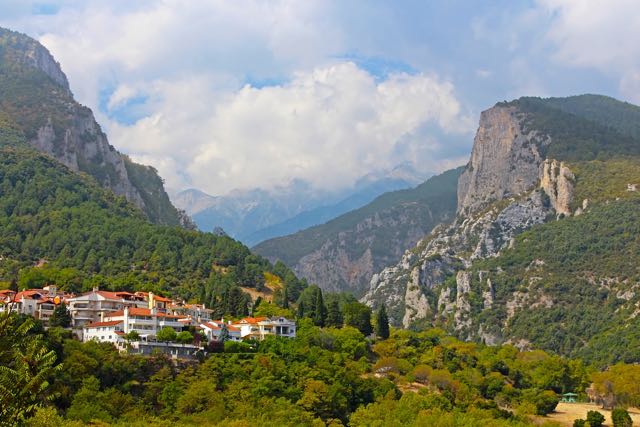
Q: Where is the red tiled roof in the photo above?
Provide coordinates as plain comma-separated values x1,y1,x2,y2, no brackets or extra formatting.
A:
105,307,187,320
152,295,173,302
236,316,267,324
85,320,123,328
96,290,123,300
202,322,240,332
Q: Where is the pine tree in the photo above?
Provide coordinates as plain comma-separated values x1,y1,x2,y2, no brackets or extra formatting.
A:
326,299,343,328
252,296,263,315
296,300,305,319
282,286,289,309
49,302,72,328
313,288,327,327
375,304,390,339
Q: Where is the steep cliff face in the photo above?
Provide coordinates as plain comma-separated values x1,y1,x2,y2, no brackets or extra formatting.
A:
0,27,184,226
362,95,640,363
362,100,577,327
457,106,549,215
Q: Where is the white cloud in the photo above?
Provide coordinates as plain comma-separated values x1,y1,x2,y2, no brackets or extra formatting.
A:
0,1,474,195
536,0,640,102
113,62,472,195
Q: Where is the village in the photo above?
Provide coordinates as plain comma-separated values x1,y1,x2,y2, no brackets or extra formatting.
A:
0,286,296,359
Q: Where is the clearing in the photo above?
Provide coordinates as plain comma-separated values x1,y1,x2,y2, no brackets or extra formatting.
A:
535,402,640,426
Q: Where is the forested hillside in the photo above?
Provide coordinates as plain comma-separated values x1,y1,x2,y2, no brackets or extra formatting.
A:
0,139,306,309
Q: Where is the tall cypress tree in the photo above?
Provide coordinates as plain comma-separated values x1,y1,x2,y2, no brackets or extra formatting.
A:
296,300,305,319
313,288,327,327
326,299,343,328
282,286,289,309
375,304,390,339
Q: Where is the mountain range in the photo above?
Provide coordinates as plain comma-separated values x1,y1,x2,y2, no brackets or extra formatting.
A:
172,162,430,245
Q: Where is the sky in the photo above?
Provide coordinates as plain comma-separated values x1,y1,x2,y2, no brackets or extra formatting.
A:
1,0,639,196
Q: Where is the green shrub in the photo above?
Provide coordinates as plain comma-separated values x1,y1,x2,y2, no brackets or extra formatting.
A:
586,410,606,427
612,408,633,427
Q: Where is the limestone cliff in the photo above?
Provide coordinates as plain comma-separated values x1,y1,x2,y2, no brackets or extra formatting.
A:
0,27,184,226
457,106,549,215
539,159,575,216
362,100,577,330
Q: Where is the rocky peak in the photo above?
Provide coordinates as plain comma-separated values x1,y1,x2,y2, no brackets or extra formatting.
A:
457,105,549,216
0,28,70,93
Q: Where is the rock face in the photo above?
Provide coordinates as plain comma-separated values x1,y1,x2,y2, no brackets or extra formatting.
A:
539,159,575,216
457,106,548,215
0,27,183,226
362,101,574,330
31,115,146,209
0,28,71,93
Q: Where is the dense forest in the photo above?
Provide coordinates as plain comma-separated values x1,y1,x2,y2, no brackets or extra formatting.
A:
0,140,307,310
5,309,640,427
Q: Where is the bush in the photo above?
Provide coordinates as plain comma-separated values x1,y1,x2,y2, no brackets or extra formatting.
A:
573,420,586,427
521,389,559,415
612,408,633,427
586,410,606,427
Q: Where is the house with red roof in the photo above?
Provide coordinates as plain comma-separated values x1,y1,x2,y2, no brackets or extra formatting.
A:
200,320,242,342
82,306,188,343
66,287,148,336
0,286,72,326
231,316,296,340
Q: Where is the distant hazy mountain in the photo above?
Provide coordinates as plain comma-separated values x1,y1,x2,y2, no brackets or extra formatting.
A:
172,163,430,244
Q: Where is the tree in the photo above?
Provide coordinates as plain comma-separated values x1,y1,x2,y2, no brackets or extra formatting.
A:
124,330,140,341
176,331,193,344
326,300,343,328
252,296,263,315
612,408,632,427
282,286,289,309
313,288,327,327
586,410,605,427
0,313,61,425
344,302,373,336
218,324,230,343
49,302,72,328
296,300,305,319
375,304,390,339
156,327,177,342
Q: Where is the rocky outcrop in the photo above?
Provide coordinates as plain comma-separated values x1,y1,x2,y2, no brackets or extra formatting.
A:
457,106,549,215
540,159,575,216
0,27,182,226
362,189,551,327
31,114,146,209
362,102,565,328
0,28,70,93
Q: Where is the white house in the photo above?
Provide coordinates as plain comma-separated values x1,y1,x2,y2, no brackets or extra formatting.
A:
83,306,187,342
231,316,296,340
200,320,242,342
67,289,147,333
0,286,71,326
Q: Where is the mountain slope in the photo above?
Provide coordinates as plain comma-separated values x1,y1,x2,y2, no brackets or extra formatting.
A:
0,27,184,226
362,95,640,365
0,134,306,307
254,168,461,296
